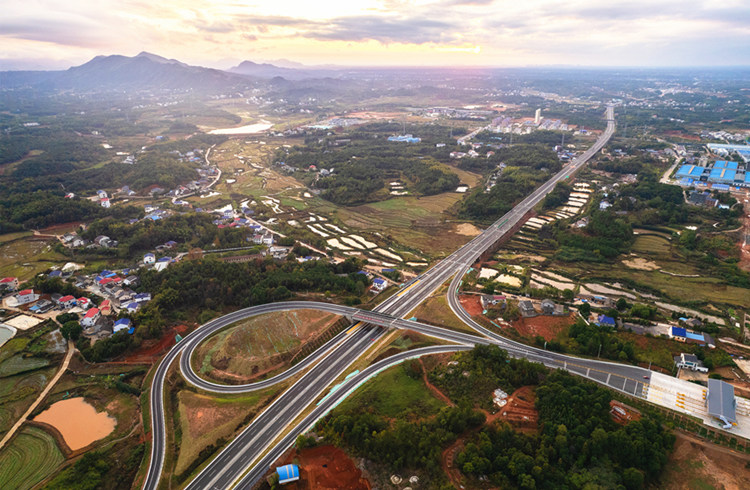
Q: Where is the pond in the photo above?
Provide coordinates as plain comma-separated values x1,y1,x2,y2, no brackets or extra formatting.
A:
0,324,16,348
34,397,116,450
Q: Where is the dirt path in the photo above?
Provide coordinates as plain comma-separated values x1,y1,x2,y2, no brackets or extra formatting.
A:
0,339,75,451
418,358,455,407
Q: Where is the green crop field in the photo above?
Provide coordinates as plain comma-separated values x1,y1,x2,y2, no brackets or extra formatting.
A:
0,355,49,377
335,364,446,419
0,426,64,489
632,234,672,255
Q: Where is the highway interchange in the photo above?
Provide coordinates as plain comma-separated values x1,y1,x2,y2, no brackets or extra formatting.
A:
145,105,638,490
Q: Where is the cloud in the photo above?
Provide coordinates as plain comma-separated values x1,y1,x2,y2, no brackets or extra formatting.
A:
303,15,458,44
0,18,106,48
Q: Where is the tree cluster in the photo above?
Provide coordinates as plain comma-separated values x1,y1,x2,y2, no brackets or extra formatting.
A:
457,370,674,489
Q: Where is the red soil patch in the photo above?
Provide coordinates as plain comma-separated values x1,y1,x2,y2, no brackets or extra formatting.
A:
491,386,538,431
663,130,701,141
280,445,370,490
609,400,642,425
181,393,241,438
122,324,189,363
459,294,484,317
511,314,575,341
39,221,83,234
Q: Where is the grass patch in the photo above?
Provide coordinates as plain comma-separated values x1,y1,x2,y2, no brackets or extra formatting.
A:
334,364,446,419
0,426,64,489
0,238,67,280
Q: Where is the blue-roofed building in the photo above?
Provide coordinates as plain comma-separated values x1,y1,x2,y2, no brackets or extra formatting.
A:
670,326,687,342
48,270,62,278
372,277,388,291
712,183,730,191
276,464,300,485
675,164,706,179
709,167,736,183
597,315,616,327
707,379,736,425
713,160,739,170
113,318,132,333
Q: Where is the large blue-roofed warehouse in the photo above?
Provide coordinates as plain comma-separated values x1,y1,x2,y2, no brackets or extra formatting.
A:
276,464,300,485
674,160,749,187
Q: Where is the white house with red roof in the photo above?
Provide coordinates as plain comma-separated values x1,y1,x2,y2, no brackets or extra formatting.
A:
0,277,19,291
16,289,39,305
76,297,91,310
81,308,101,327
56,295,77,309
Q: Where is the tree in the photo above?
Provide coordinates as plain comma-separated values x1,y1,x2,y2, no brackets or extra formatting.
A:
578,302,591,317
61,321,82,341
562,289,575,301
616,298,629,311
622,467,644,490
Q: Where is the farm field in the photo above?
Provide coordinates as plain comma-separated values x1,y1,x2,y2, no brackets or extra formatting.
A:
0,236,66,281
193,310,343,383
334,190,481,257
0,426,64,489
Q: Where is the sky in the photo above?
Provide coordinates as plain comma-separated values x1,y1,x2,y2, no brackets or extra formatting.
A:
1,0,749,70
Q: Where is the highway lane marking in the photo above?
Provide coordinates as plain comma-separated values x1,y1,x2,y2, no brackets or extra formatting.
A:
192,327,374,489
396,279,421,297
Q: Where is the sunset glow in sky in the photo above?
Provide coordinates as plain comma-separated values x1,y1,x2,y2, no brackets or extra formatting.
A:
2,0,749,70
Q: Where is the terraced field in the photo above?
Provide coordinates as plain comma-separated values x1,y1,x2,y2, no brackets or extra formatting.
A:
0,426,64,489
0,355,49,377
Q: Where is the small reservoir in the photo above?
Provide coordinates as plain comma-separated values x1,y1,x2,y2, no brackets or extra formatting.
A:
34,397,116,450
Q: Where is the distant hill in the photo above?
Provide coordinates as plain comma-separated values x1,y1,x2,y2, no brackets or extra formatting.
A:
0,52,256,93
228,60,338,80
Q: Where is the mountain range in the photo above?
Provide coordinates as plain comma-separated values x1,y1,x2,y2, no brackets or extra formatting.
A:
0,52,332,93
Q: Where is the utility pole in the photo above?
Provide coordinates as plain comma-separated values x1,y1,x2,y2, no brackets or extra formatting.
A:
597,343,602,359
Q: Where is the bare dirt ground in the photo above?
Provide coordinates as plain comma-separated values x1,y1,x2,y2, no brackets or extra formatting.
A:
511,314,576,341
180,393,242,439
122,324,188,363
622,257,660,271
459,294,484,317
658,431,750,490
609,400,642,425
454,223,482,236
279,445,370,490
491,386,538,431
